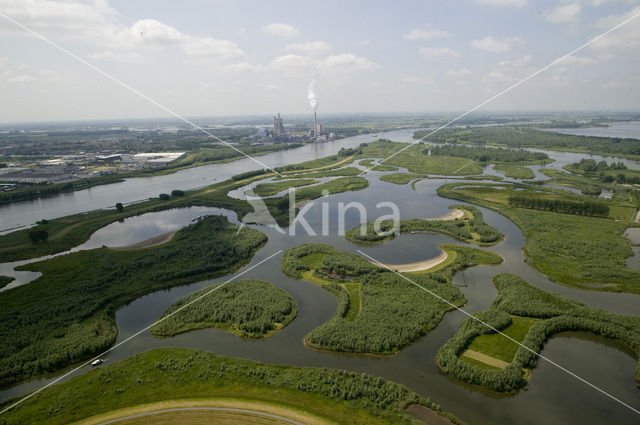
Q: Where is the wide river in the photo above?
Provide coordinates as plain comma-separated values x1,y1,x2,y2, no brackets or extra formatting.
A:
1,126,639,424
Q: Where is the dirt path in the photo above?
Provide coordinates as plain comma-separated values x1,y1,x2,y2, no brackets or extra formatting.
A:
461,349,510,369
112,231,177,250
72,398,334,425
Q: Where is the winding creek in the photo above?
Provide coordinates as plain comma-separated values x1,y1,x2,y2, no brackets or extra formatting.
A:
1,128,639,424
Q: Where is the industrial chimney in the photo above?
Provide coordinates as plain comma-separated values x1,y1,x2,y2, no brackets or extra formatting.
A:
313,111,318,139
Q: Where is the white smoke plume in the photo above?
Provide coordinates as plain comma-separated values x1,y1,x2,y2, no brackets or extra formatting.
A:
307,79,318,111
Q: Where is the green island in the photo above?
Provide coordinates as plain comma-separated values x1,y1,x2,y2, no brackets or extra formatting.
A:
493,164,535,179
356,140,483,175
277,166,362,179
281,243,501,354
380,172,428,185
437,273,640,392
264,176,370,225
0,348,464,425
0,216,267,387
439,182,640,292
414,126,640,159
345,205,504,246
252,178,319,196
425,144,551,165
0,275,14,288
150,279,296,339
359,158,399,171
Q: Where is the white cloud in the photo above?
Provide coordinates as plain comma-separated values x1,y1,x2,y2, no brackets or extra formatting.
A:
545,3,581,24
470,36,523,53
419,47,459,59
360,40,370,46
261,23,299,38
0,0,117,38
590,6,640,51
88,50,144,62
473,0,526,6
400,74,436,85
319,53,378,74
0,2,245,61
269,54,315,76
286,41,331,55
446,68,472,77
402,28,450,40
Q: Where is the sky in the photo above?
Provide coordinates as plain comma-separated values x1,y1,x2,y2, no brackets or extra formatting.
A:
0,0,639,123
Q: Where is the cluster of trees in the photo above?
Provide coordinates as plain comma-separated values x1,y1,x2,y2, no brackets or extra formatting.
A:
0,275,14,289
305,271,465,354
425,145,549,163
414,126,640,157
437,273,640,392
508,195,609,217
27,228,48,244
0,175,125,206
346,205,503,245
0,216,267,387
338,147,364,157
570,158,627,172
151,279,296,338
231,169,267,181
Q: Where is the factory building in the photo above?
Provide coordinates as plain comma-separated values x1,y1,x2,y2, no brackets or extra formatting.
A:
273,113,286,138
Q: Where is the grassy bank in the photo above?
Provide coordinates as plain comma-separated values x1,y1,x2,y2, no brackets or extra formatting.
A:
0,275,14,288
437,273,640,392
493,164,535,179
438,183,640,293
345,205,503,246
150,279,296,339
0,348,464,425
252,178,318,196
281,243,501,355
0,216,267,387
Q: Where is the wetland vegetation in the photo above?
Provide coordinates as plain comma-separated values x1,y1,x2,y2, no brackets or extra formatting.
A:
151,279,297,339
437,273,640,392
0,216,266,387
0,348,463,425
345,205,503,246
282,243,501,355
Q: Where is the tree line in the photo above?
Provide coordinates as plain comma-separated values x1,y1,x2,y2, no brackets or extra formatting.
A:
508,195,609,217
425,145,549,163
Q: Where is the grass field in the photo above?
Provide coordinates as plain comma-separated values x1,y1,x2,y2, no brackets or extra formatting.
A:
438,183,640,293
466,316,538,363
359,159,399,171
150,279,297,339
359,141,483,175
0,348,462,425
493,164,535,179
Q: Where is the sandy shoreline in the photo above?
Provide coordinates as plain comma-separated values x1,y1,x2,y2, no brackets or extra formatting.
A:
112,231,177,250
430,208,464,221
375,251,448,272
367,209,463,272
